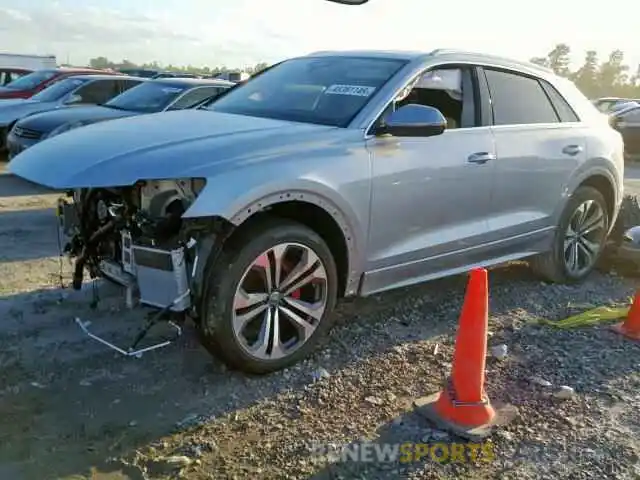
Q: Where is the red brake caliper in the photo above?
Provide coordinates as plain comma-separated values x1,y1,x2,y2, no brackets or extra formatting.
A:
290,289,301,299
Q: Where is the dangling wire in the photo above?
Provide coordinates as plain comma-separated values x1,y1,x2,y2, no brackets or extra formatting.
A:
90,277,100,310
54,211,66,289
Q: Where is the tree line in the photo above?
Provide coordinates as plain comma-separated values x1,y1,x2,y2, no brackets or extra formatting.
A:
86,56,270,77
530,44,640,99
86,44,640,99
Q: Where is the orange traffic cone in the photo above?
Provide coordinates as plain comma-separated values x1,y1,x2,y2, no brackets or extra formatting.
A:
414,267,516,441
610,290,640,341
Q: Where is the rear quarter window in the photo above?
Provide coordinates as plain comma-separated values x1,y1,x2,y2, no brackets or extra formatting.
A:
540,80,580,122
552,77,602,124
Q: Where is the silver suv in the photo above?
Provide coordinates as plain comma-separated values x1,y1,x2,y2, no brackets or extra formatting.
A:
9,49,625,374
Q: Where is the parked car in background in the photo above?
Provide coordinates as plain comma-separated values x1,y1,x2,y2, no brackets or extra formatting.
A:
119,68,162,78
609,101,639,114
611,103,640,159
6,77,233,158
0,67,114,100
213,71,251,83
0,53,56,70
593,97,640,114
153,72,200,79
8,49,624,374
0,67,31,86
0,74,143,151
118,69,201,79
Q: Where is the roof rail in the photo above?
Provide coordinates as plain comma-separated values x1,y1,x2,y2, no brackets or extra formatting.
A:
429,48,555,74
429,48,464,56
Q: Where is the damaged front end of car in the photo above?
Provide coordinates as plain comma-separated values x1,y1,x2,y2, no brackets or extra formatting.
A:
56,177,233,355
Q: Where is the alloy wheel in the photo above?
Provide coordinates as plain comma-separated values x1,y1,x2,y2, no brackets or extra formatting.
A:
564,199,607,276
232,242,329,361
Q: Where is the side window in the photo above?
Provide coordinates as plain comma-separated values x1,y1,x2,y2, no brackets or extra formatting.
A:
74,80,120,104
376,66,479,132
118,79,143,94
540,80,580,122
168,87,224,110
483,69,559,125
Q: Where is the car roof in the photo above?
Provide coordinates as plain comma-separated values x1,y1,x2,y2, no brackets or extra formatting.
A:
55,67,110,73
305,48,554,76
151,77,235,87
307,49,427,61
64,74,144,81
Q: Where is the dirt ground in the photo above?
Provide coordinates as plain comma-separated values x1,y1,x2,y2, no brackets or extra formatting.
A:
1,157,639,480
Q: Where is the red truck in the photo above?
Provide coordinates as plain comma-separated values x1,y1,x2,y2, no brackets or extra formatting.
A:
0,67,116,99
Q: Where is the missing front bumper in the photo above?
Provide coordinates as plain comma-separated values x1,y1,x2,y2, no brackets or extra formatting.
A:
99,231,193,313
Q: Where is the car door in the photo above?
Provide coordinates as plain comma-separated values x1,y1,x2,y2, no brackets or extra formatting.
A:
480,67,587,252
614,106,640,157
362,65,497,294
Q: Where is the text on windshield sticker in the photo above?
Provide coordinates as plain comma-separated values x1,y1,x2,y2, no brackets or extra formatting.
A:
325,84,376,97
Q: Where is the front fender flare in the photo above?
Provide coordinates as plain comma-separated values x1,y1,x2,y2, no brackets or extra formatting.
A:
183,173,367,296
558,162,621,228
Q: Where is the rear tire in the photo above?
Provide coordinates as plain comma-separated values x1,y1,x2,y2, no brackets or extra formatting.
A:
530,186,609,283
196,219,338,374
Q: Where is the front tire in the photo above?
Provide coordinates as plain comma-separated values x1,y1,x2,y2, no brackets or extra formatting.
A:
531,186,609,283
197,219,338,374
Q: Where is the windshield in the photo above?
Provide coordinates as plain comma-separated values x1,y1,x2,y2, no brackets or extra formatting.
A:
30,77,88,102
4,69,57,90
611,101,638,113
104,81,189,112
207,56,408,127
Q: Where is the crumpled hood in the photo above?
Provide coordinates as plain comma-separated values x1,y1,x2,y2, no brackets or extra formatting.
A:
16,105,138,133
9,109,342,189
0,100,58,126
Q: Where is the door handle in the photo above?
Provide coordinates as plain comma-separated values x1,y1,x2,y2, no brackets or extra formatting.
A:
562,145,583,156
467,152,495,164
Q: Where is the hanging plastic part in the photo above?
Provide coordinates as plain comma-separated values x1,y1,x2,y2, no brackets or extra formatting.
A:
74,239,199,357
74,289,188,358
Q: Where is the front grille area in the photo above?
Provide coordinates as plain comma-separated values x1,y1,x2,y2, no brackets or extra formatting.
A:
12,126,43,140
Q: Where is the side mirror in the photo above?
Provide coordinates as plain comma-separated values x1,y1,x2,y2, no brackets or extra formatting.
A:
375,104,447,137
64,94,82,105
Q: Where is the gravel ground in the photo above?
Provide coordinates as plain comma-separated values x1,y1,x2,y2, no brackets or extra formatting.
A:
0,160,639,480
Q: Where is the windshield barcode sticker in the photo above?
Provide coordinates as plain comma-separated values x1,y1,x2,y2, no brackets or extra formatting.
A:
325,84,376,97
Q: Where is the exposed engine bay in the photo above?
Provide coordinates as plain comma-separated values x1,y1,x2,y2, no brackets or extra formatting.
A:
57,178,209,314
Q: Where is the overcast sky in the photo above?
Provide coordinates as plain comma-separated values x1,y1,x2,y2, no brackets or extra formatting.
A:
1,0,638,70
